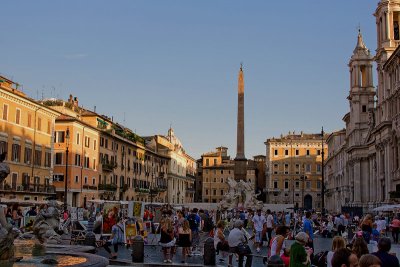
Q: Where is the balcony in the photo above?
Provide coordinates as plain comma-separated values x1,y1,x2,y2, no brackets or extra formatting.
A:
0,183,55,194
98,184,117,191
83,184,98,191
135,187,150,194
102,162,117,172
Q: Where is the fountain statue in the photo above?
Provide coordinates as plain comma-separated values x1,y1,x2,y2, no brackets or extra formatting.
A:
219,177,263,210
32,200,63,244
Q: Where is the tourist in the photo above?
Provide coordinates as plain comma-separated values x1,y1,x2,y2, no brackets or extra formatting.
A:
371,223,380,243
361,214,373,244
27,206,37,217
303,211,314,252
281,247,291,267
327,236,346,267
214,220,229,262
390,216,400,243
266,209,275,245
376,216,386,236
244,210,249,229
352,237,369,260
289,232,312,267
285,212,291,228
270,225,289,257
372,237,400,267
178,219,191,263
331,248,359,267
228,220,252,267
187,208,201,254
159,216,175,263
359,254,381,267
11,204,21,228
252,209,266,253
103,217,125,260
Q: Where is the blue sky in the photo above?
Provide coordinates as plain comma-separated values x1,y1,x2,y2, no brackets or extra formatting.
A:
0,1,377,159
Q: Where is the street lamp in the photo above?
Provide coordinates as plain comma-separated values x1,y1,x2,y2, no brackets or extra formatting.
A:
321,126,325,215
64,127,70,212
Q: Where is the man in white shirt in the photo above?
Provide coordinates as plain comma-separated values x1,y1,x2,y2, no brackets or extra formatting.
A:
228,220,252,267
252,209,266,253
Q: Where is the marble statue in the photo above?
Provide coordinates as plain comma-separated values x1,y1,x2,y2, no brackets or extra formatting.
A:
33,200,62,244
219,177,263,210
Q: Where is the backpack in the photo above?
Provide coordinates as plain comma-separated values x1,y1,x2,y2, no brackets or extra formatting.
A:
203,216,214,232
312,251,328,267
188,214,199,230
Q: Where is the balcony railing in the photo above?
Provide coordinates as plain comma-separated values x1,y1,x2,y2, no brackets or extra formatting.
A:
102,162,117,172
83,184,98,190
135,187,150,194
0,183,55,194
98,184,117,191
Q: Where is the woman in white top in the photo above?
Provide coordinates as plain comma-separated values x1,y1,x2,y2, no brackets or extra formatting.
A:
327,236,346,267
270,225,290,257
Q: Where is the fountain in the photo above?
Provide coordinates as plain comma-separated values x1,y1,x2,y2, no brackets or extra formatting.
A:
219,177,264,211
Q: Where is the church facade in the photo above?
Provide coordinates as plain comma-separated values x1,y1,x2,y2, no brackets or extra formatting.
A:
325,0,400,213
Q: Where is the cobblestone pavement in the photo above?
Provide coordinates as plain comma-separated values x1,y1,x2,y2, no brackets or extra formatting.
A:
96,233,400,266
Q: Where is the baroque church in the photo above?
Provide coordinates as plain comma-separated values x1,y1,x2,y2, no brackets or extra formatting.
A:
325,0,400,213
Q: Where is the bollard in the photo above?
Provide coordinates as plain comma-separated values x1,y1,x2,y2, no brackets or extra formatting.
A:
203,237,216,266
131,235,144,263
84,216,96,248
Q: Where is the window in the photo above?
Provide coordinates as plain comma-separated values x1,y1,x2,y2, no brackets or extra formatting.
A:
93,140,97,150
74,176,79,183
37,117,42,131
105,139,108,149
213,159,217,165
317,150,321,155
220,170,223,174
284,180,289,189
317,181,321,189
284,163,289,174
213,178,216,182
274,163,279,174
76,133,80,145
53,174,64,182
2,104,8,121
273,180,278,189
206,159,209,166
295,164,300,174
362,105,367,113
317,164,321,173
306,149,310,156
27,113,32,128
92,177,96,185
84,176,88,185
295,149,299,156
220,178,224,183
15,109,21,124
285,149,289,156
84,157,90,168
306,181,311,189
213,189,216,195
100,137,104,147
93,159,96,170
295,181,300,189
54,131,65,143
85,136,90,148
74,154,81,166
24,147,32,164
274,149,278,156
305,164,311,173
55,153,63,165
11,144,21,162
45,151,51,167
205,189,208,195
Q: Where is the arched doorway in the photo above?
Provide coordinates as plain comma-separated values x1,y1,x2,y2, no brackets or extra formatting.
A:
304,194,312,210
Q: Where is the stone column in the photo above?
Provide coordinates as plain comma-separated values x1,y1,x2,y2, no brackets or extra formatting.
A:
235,65,247,181
353,160,361,203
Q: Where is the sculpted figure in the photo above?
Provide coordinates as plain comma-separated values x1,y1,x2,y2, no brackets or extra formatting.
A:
33,201,62,244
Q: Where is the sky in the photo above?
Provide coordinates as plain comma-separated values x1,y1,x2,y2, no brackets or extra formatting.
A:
0,1,378,159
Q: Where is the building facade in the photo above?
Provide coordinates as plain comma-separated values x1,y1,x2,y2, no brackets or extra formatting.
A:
0,76,60,202
325,0,400,213
200,147,256,203
265,132,327,210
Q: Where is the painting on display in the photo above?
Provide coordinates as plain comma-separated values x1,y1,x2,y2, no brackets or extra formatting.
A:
102,202,120,234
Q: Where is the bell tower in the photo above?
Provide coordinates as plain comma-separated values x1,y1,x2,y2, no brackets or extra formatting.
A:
347,30,375,146
374,0,400,124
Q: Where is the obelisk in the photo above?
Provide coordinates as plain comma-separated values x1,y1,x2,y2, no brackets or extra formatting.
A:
234,64,247,181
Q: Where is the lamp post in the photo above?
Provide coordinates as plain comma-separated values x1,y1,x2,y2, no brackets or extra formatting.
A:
64,127,70,212
321,126,325,215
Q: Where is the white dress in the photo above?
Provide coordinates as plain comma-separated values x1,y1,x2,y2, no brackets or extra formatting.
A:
270,236,285,257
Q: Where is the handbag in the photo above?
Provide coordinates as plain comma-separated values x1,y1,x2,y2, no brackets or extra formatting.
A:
237,243,251,255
